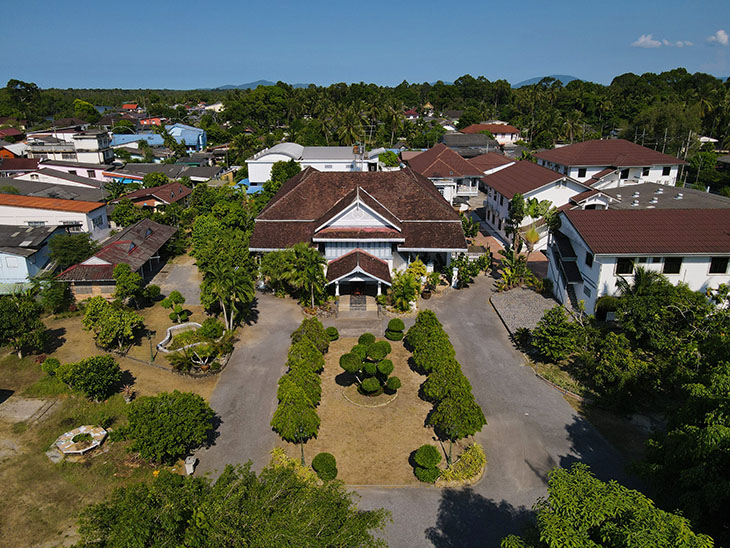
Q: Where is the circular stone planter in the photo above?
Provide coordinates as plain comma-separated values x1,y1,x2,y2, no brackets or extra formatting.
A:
55,425,107,455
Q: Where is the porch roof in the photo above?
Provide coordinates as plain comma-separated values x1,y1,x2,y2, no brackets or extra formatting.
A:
326,249,392,286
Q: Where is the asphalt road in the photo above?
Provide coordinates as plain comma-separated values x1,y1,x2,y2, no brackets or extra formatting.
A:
195,279,630,547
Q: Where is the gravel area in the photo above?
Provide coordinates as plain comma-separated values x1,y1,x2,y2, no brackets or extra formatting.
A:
490,287,559,334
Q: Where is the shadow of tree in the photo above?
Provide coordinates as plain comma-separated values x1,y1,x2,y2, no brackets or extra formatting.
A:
244,298,260,326
42,327,66,353
0,388,14,405
425,488,533,547
202,413,222,449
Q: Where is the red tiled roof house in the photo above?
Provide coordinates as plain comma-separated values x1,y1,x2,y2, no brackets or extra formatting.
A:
250,167,467,297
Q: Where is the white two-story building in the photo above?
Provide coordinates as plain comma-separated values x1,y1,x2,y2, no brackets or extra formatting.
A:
547,208,730,312
0,194,109,239
534,139,686,189
27,130,114,165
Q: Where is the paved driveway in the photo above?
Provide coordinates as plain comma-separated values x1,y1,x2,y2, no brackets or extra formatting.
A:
194,292,302,476
151,254,203,305
195,278,631,547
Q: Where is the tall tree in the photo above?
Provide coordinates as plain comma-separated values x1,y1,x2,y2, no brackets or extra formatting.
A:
280,243,327,308
0,292,47,358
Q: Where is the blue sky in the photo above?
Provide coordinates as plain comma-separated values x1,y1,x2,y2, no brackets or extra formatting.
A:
3,0,729,89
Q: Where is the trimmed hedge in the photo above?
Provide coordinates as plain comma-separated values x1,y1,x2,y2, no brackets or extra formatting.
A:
361,377,381,393
414,444,442,468
358,333,376,346
439,443,486,482
291,317,329,354
367,343,388,362
287,338,325,373
414,465,441,483
386,376,401,391
312,452,338,481
325,326,339,341
387,318,405,332
377,359,394,376
363,362,377,376
385,329,404,341
339,353,361,374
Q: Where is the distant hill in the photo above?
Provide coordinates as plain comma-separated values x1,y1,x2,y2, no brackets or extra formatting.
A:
512,75,581,88
214,80,310,90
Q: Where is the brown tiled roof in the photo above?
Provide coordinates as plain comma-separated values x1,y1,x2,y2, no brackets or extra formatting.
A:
401,150,424,162
406,143,483,178
0,158,40,171
563,208,730,255
588,167,616,185
113,182,192,205
535,139,686,167
0,193,104,213
313,227,403,240
460,124,520,135
57,219,176,281
468,152,514,172
249,221,314,250
326,250,392,284
481,161,567,199
569,189,601,203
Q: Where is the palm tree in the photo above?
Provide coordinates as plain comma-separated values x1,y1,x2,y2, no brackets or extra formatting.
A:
335,107,363,146
615,266,667,297
204,263,255,330
562,110,583,143
281,243,326,308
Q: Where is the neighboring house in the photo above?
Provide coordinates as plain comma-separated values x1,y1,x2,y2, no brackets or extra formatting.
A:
139,117,165,126
114,146,172,163
165,123,207,152
246,143,381,187
0,177,108,202
111,132,164,148
482,161,590,249
16,168,105,190
440,133,500,158
111,182,191,211
0,225,67,294
468,152,515,176
547,208,730,312
0,193,109,238
534,139,686,189
40,159,114,182
0,128,24,141
0,117,27,130
249,168,467,297
0,158,40,177
1,142,28,158
405,143,483,205
57,218,176,299
121,103,141,112
460,123,521,145
404,109,420,120
104,163,223,184
26,130,114,164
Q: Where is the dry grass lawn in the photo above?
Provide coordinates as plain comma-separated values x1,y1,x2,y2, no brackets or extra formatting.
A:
282,336,437,485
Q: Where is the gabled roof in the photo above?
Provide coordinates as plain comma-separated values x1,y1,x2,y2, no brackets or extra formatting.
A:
406,143,483,178
0,158,40,172
113,182,191,205
122,103,138,109
468,152,514,172
325,249,392,285
0,225,61,257
535,139,686,167
0,193,104,213
0,177,107,202
57,219,176,282
34,168,103,188
481,160,572,199
563,208,730,255
460,124,520,135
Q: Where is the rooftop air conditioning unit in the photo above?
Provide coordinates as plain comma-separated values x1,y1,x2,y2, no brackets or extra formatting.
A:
674,193,684,200
631,199,640,206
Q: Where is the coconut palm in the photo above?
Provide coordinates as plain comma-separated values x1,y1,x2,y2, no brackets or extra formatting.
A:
335,107,363,146
616,266,668,297
204,262,255,330
281,243,327,308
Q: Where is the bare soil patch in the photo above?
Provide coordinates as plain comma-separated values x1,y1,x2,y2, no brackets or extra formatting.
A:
282,337,436,485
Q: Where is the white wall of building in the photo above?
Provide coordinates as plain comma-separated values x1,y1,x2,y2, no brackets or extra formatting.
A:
537,160,680,188
0,205,108,235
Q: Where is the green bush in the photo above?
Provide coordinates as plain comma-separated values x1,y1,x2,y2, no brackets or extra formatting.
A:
325,326,339,341
413,334,455,373
287,338,325,373
72,433,93,443
358,333,376,346
367,343,388,362
311,452,338,481
126,390,215,464
439,443,486,482
279,368,321,406
363,362,377,376
291,317,329,354
414,444,442,468
41,357,60,376
351,344,368,360
360,377,381,393
57,355,122,401
414,466,441,483
385,329,404,341
199,318,225,339
377,359,394,376
374,340,391,354
513,327,531,348
531,306,577,363
339,353,362,374
387,319,405,332
422,361,472,402
385,376,401,391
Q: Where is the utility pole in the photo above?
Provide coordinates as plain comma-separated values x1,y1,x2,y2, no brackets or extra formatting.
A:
661,127,668,154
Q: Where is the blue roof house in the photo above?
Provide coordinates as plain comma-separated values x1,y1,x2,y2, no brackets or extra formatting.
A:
165,124,207,152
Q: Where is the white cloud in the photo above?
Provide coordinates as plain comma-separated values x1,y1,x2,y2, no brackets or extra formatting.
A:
632,34,694,49
707,29,729,46
632,34,661,48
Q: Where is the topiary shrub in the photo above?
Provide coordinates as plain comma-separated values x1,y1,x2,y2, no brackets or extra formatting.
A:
311,452,338,481
339,353,361,374
377,359,394,376
199,317,225,339
367,343,388,362
385,376,401,391
358,333,376,346
385,329,404,341
363,362,377,376
414,444,442,468
41,357,60,376
279,368,321,406
414,465,441,483
325,326,339,341
287,338,325,373
374,340,391,354
351,344,368,360
387,318,405,332
291,317,329,354
360,377,381,393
